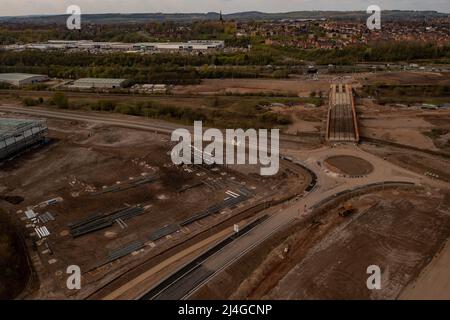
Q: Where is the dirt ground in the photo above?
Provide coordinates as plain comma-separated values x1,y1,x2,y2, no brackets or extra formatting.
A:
0,209,30,299
0,115,308,299
324,155,374,176
271,105,326,135
400,237,450,300
363,71,450,86
192,188,450,300
173,77,334,97
361,143,450,182
358,108,436,150
172,71,450,96
356,102,450,151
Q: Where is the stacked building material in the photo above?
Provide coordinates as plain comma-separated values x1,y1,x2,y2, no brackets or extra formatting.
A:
148,224,180,242
39,212,55,223
148,189,251,242
108,241,144,262
35,226,50,238
69,206,144,237
91,175,158,195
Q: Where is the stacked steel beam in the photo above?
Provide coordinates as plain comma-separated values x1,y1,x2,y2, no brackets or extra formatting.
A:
147,190,250,242
108,241,144,262
91,175,158,196
69,206,144,237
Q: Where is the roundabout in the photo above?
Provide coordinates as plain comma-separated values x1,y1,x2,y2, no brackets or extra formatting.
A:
324,155,374,177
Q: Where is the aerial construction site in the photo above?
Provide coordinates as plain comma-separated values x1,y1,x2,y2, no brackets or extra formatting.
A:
1,7,450,303
1,69,450,301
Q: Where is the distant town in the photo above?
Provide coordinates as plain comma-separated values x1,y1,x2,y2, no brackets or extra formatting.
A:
256,19,450,49
2,18,449,52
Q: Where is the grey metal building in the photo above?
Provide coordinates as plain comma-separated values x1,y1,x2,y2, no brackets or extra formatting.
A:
0,73,49,86
0,118,48,160
71,78,128,89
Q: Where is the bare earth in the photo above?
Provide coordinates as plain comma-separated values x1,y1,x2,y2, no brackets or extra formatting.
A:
192,188,450,300
0,115,307,299
324,155,374,176
359,113,437,150
173,77,332,96
364,71,450,86
400,238,450,300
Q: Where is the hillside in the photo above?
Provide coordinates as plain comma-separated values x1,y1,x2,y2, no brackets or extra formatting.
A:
0,10,448,25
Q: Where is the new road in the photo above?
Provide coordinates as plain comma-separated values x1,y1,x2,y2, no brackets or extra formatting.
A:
0,105,315,147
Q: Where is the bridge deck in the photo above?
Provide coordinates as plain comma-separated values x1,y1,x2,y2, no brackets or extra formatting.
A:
326,84,359,143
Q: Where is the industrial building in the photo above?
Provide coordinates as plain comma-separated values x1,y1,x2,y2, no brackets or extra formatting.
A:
133,40,225,51
1,40,225,52
0,73,49,87
71,78,128,89
131,83,168,94
0,118,48,161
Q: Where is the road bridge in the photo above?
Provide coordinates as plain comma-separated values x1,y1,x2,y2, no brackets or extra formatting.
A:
326,84,359,143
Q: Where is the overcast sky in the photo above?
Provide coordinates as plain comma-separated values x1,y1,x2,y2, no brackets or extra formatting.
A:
1,0,449,16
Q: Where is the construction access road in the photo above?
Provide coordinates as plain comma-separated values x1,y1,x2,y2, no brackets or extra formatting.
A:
0,105,317,150
142,145,448,300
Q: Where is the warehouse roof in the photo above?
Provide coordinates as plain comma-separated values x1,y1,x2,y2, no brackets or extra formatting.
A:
0,73,47,82
0,118,45,139
73,78,127,84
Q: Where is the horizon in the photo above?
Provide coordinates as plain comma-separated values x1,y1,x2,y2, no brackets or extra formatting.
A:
1,9,449,19
1,0,449,17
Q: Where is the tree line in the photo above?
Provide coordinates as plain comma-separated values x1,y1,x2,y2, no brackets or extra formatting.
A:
0,41,448,84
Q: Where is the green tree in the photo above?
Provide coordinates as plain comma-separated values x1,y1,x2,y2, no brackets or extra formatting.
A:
52,92,69,109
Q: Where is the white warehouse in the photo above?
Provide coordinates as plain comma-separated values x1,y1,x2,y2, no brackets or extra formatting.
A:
133,40,225,51
71,78,128,89
1,40,225,52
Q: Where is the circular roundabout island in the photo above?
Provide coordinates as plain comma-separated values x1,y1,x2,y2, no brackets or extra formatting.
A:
324,155,374,176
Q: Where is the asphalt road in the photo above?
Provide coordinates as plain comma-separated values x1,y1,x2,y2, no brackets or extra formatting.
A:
142,145,446,300
0,105,316,146
0,105,178,134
